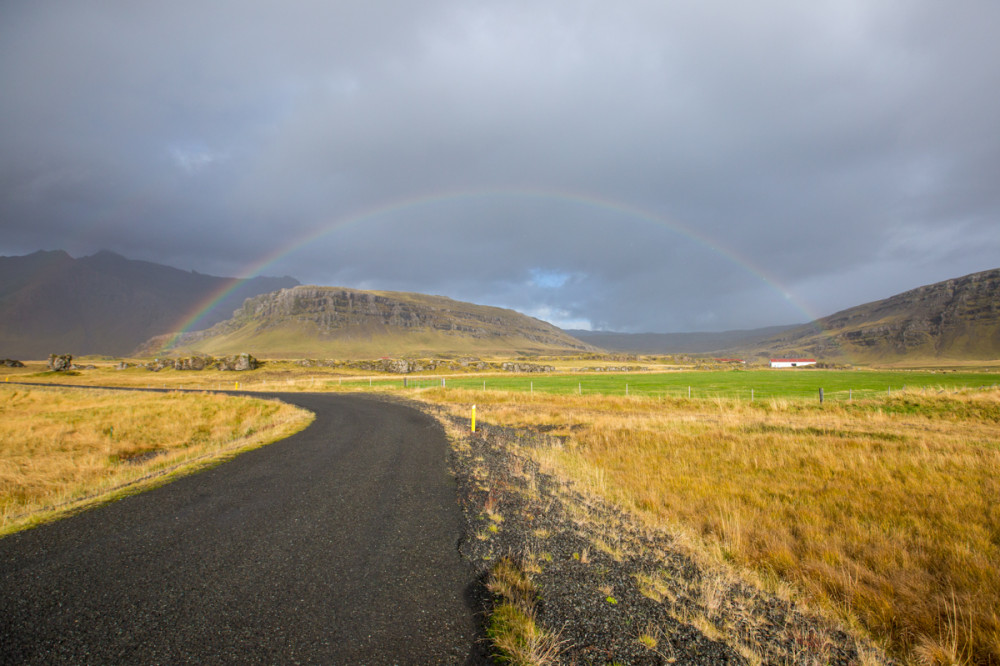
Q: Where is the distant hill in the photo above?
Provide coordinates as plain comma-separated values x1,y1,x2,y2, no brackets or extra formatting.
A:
0,250,298,359
565,325,801,355
568,268,1000,363
144,285,597,359
750,268,1000,362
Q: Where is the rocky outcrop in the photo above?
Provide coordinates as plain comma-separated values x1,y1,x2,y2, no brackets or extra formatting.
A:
2,359,25,368
216,353,259,372
47,354,72,371
457,357,492,370
500,362,555,373
173,356,211,371
142,354,259,372
289,357,554,374
344,358,473,374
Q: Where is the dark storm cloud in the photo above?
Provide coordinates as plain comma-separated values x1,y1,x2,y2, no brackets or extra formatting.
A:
2,1,999,331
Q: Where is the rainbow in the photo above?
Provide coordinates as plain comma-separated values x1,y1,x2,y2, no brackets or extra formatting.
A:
158,187,834,354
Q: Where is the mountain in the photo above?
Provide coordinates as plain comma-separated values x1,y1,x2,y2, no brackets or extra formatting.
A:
750,268,1000,361
0,250,298,359
568,268,1000,363
565,325,801,355
144,285,597,358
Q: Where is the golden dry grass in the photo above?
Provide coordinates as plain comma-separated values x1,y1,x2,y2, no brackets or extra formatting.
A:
0,385,313,535
417,386,1000,665
0,360,363,392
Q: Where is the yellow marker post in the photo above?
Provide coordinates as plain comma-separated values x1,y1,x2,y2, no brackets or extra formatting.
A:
471,405,476,433
235,382,239,390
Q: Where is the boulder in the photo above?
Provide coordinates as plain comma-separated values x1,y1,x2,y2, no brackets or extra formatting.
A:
216,353,259,371
2,359,25,368
381,358,412,374
47,354,73,371
145,358,173,372
174,356,211,371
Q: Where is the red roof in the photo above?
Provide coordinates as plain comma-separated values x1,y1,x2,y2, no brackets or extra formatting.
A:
770,358,816,362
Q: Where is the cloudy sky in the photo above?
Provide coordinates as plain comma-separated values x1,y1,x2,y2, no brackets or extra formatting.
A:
2,1,998,332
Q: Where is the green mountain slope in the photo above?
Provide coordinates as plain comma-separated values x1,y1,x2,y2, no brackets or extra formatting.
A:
143,286,596,358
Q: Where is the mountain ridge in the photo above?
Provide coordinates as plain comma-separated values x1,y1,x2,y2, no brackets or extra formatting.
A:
563,269,1000,363
3,248,997,363
146,285,596,358
0,250,299,358
748,267,1000,361
564,325,802,355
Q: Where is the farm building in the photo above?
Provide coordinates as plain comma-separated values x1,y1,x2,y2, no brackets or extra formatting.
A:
770,358,817,368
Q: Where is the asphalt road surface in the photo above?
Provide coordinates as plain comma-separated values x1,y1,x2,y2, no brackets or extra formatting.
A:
0,392,488,664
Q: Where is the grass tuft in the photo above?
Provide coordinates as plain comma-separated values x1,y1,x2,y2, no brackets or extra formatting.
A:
486,557,562,664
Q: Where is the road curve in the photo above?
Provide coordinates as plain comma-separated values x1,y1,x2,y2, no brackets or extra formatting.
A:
0,392,488,664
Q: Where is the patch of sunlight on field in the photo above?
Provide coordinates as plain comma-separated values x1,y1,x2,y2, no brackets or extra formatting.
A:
416,386,1000,665
0,385,313,535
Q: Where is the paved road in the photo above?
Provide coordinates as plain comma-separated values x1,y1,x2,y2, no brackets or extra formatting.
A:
0,392,487,664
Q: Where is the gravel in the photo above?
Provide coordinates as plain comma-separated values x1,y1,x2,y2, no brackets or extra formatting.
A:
442,416,893,666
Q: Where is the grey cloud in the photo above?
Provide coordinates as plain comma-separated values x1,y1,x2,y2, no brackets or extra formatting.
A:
2,1,999,332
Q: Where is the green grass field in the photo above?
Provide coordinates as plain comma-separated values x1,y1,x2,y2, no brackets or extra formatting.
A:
346,369,999,402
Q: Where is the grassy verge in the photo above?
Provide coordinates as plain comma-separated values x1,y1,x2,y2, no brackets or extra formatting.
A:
0,385,314,535
416,386,1000,665
485,557,562,664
